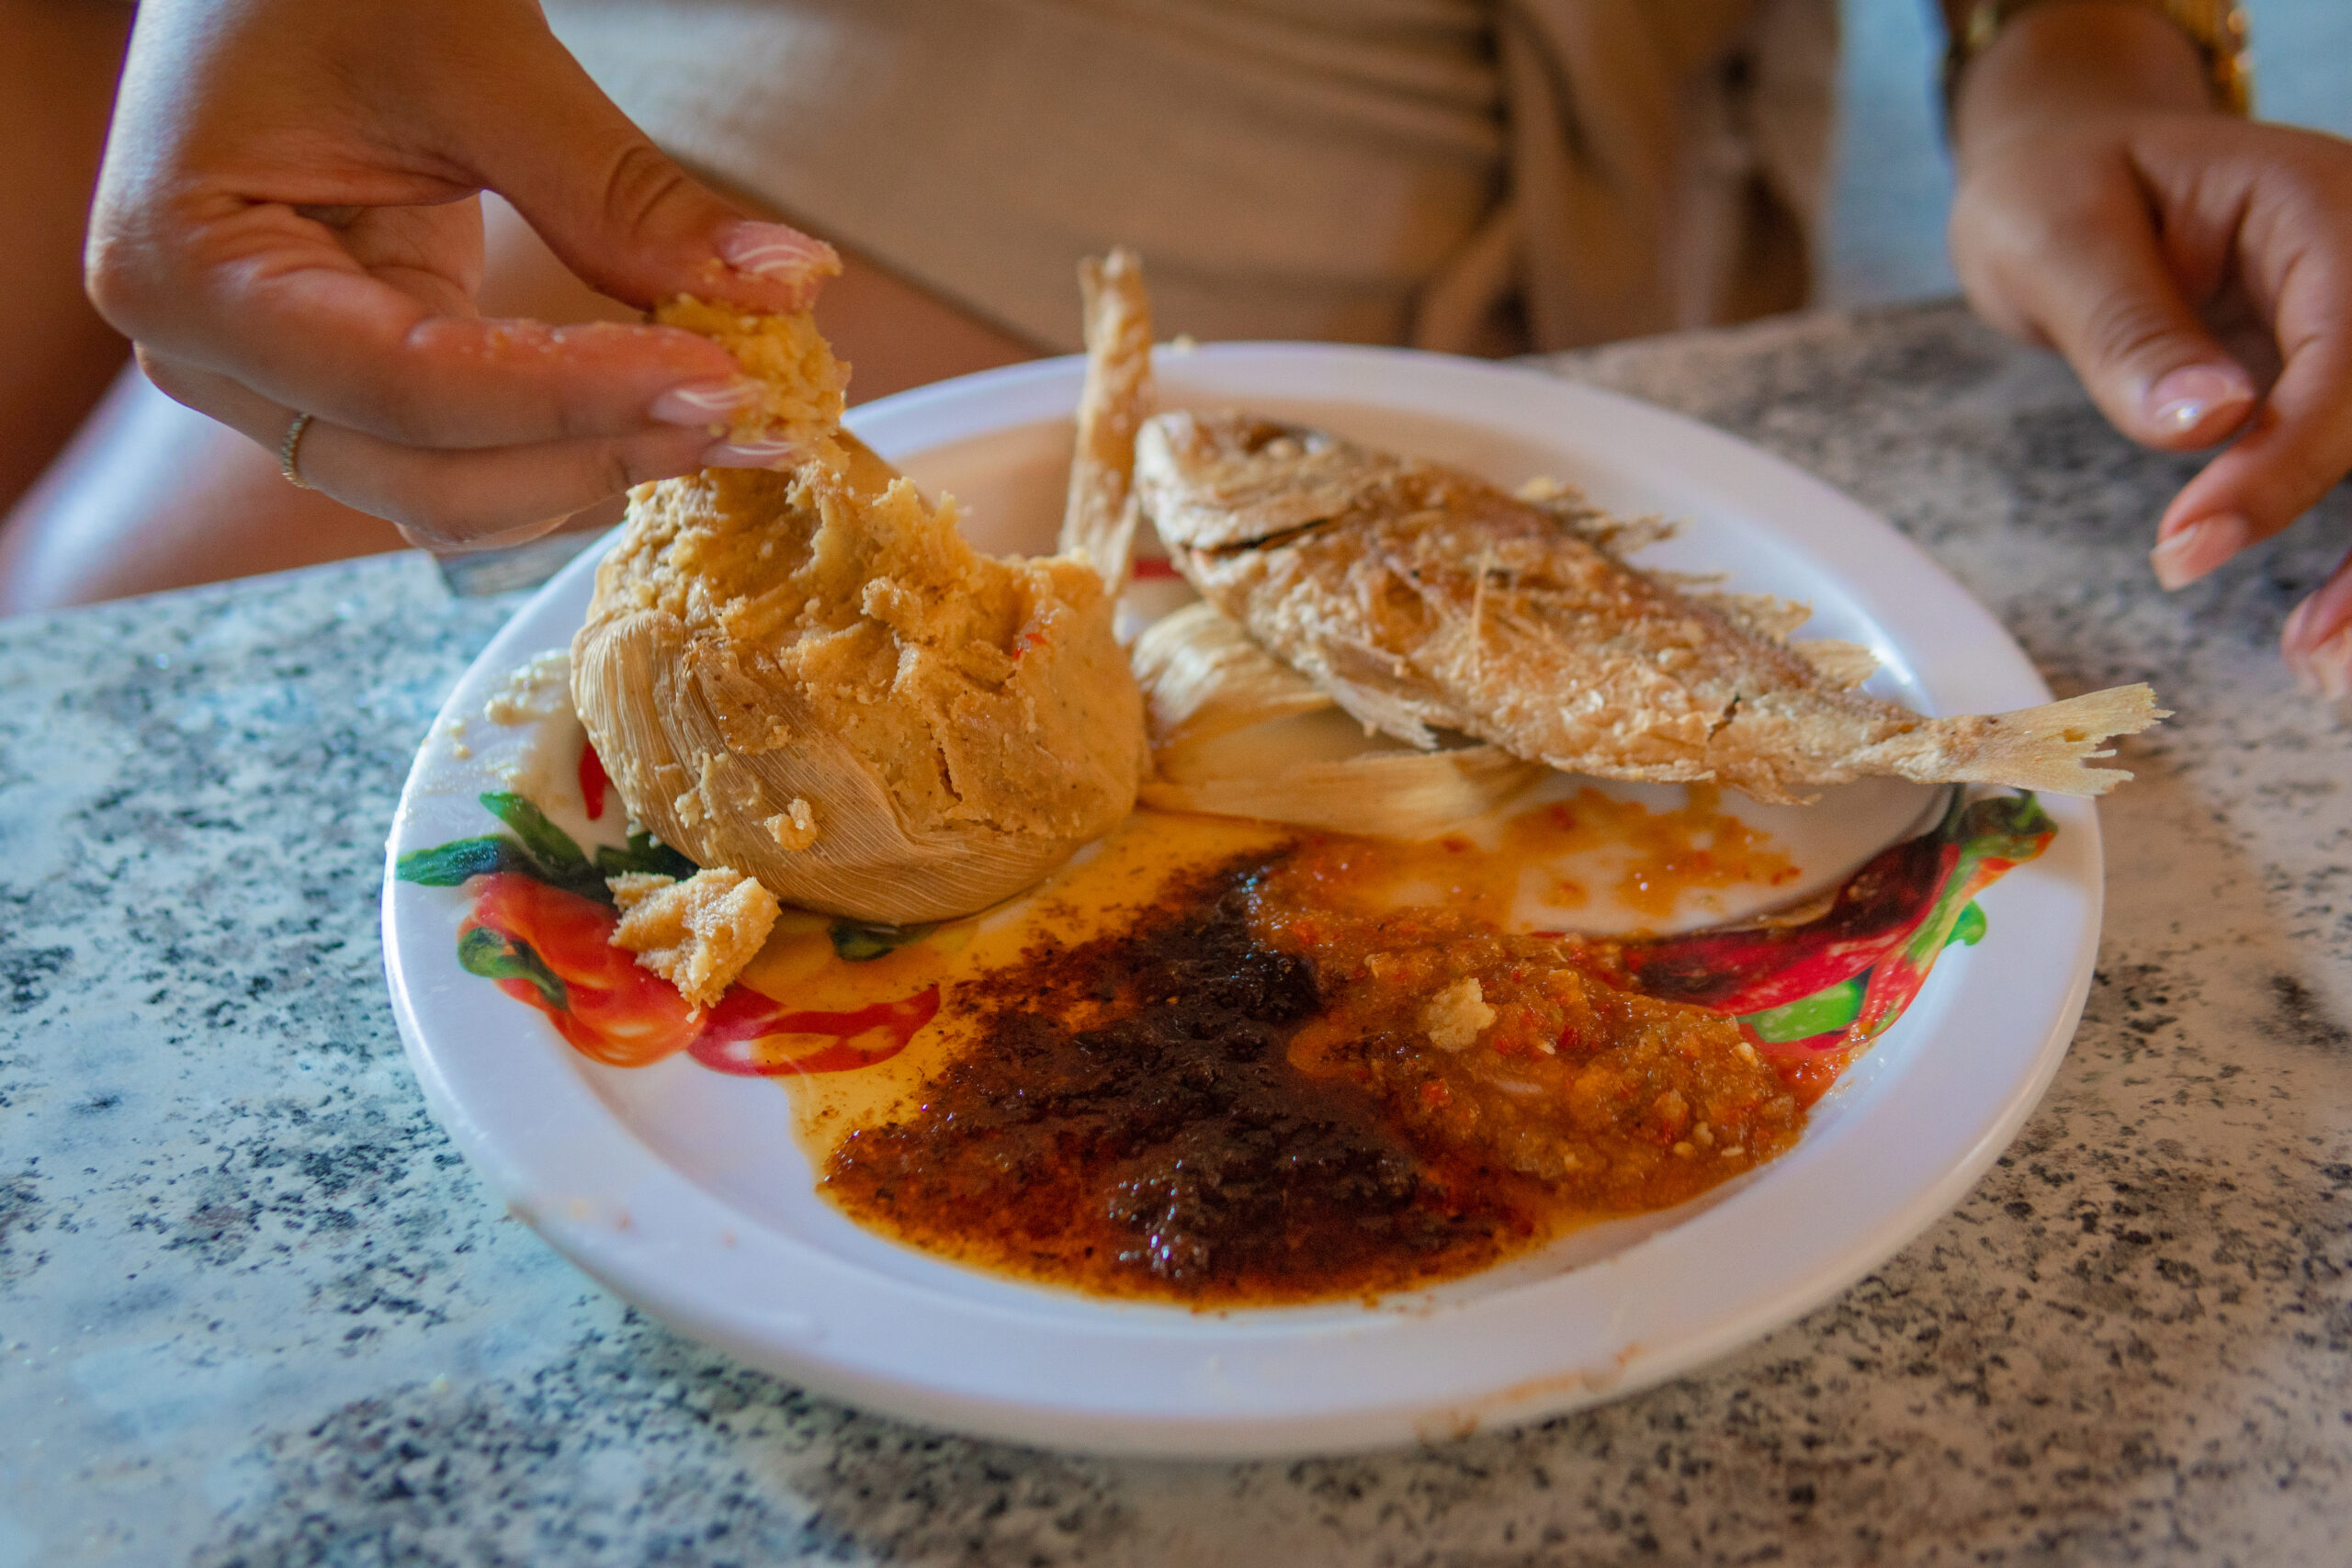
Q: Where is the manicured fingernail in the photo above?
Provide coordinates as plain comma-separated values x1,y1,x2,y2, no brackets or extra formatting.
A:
717,221,842,305
2148,513,2252,590
2147,364,2254,436
649,377,760,427
702,435,800,469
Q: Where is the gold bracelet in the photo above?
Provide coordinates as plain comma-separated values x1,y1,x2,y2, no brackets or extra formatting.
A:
1945,0,2253,122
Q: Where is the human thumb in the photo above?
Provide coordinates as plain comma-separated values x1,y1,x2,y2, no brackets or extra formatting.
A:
461,30,837,317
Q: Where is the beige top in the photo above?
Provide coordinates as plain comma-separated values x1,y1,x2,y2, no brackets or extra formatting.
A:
546,0,1835,355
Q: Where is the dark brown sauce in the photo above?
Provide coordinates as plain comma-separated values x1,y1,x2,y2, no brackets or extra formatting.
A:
821,855,1556,1304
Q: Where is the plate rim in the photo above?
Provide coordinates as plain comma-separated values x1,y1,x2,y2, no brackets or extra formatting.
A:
382,342,2100,1457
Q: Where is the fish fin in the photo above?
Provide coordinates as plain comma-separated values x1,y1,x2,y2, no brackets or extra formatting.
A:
1515,479,1676,554
1060,249,1154,587
1791,638,1881,690
1311,636,1448,750
1686,589,1813,644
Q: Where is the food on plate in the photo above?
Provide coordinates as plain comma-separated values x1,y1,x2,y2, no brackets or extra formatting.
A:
1057,248,1153,588
607,866,781,1010
1136,412,2164,805
413,759,2051,1303
823,829,1809,1303
652,297,848,467
1132,601,1544,837
572,462,1144,925
1047,254,1552,833
1254,838,1803,1198
407,249,2139,1305
1046,254,2163,824
571,301,1147,926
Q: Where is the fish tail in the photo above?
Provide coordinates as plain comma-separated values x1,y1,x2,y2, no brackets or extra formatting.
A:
1863,683,2168,795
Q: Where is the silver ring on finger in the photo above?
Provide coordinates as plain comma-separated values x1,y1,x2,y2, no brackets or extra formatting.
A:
277,412,317,490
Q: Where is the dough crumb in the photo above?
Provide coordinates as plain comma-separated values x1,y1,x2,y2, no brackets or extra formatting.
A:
605,873,674,913
1419,976,1495,1053
606,866,781,1010
765,797,820,851
654,298,848,467
485,650,571,725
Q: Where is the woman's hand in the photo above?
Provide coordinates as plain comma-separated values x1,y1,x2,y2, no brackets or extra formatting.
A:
1947,1,2352,694
84,0,837,553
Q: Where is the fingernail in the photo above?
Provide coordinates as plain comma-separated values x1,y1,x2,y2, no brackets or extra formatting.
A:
2148,513,2252,590
649,377,761,427
2147,364,2254,436
702,435,801,469
717,221,842,305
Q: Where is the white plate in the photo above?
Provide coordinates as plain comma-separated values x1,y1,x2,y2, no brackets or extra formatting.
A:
383,344,2099,1457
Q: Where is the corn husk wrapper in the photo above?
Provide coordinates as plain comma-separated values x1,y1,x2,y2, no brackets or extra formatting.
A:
575,612,1132,926
574,462,1143,928
1135,603,1544,838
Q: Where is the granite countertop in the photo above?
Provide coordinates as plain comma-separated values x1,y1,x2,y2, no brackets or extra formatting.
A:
3,301,2347,1567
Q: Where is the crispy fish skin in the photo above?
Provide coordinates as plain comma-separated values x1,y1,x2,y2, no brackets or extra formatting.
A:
1136,412,2164,803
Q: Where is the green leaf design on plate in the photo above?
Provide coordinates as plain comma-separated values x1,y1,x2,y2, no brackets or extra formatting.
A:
1946,900,1986,950
1953,792,2054,858
481,791,587,870
458,924,567,1010
593,828,698,883
395,835,537,886
831,919,940,963
401,801,685,904
1744,974,1865,1043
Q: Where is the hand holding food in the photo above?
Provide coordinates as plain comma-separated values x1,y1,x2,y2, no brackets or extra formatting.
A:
82,0,840,552
571,309,1144,930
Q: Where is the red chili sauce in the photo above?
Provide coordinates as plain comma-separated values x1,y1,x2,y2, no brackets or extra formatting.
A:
820,840,1799,1306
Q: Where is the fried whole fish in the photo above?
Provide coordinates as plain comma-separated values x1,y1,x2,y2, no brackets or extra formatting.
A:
1136,412,2163,803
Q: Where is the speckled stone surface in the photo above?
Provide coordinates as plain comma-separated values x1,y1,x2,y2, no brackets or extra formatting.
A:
3,301,2347,1567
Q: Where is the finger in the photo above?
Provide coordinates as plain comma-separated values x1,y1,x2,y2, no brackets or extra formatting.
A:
455,42,840,316
2146,164,2352,595
2282,547,2352,699
322,197,487,321
87,0,828,457
332,422,715,553
96,200,774,451
139,346,724,549
1964,151,2258,456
